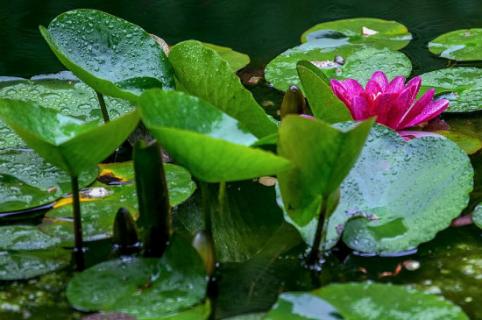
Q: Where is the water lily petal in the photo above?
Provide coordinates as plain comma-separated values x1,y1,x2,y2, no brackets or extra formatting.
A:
402,98,449,128
330,79,352,106
371,92,397,125
349,95,370,120
398,89,435,128
370,71,389,90
389,84,420,129
386,76,405,93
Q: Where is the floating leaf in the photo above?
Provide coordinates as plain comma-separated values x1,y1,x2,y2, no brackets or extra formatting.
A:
138,89,291,182
429,29,482,61
301,18,412,50
40,9,174,101
473,204,482,229
420,67,482,113
66,235,207,319
265,292,341,319
325,125,473,254
169,40,277,138
0,99,139,176
265,46,412,92
202,43,250,71
0,149,97,212
435,130,482,155
0,225,69,281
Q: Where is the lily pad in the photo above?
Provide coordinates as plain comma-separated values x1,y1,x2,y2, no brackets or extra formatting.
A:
325,125,473,254
429,29,482,61
0,76,133,149
202,43,250,71
0,149,97,212
301,18,412,50
0,225,70,281
265,46,412,92
169,40,277,138
434,130,482,155
315,283,468,320
473,204,482,229
420,67,482,113
138,89,291,182
66,234,207,319
265,292,341,319
40,9,174,102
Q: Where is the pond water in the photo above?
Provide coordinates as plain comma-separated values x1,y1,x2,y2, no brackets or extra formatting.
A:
1,0,482,319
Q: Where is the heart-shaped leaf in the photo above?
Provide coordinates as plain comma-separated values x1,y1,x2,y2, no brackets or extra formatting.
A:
168,40,277,138
301,18,412,50
420,67,482,113
66,234,207,319
40,9,174,102
266,45,412,92
277,116,373,228
429,29,482,61
138,89,291,182
0,99,139,176
0,149,97,212
325,125,473,254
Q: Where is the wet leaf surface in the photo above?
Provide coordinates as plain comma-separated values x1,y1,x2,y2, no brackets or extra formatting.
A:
265,46,412,92
429,29,482,61
301,18,412,50
202,43,250,71
40,9,174,101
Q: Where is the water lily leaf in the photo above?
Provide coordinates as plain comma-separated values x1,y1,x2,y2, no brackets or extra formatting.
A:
265,292,341,319
473,204,482,229
301,18,412,50
40,9,174,102
265,45,412,92
325,125,473,254
420,67,482,113
277,116,372,229
0,76,133,149
138,89,291,182
435,130,482,155
202,43,250,71
314,283,468,320
429,29,482,61
66,234,207,319
0,149,97,212
0,99,139,176
0,225,69,281
168,40,277,138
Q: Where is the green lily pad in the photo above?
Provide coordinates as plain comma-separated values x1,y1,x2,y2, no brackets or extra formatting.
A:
202,43,250,71
138,89,291,182
169,40,277,138
301,18,412,50
0,99,139,176
265,46,412,92
314,283,468,319
0,225,70,281
325,125,473,254
429,29,482,61
420,67,482,113
66,234,207,319
265,292,341,319
473,204,482,229
40,9,174,102
435,130,482,155
0,149,97,212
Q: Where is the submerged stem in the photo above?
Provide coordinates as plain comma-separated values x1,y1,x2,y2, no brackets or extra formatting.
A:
96,91,110,123
71,175,85,271
307,196,328,265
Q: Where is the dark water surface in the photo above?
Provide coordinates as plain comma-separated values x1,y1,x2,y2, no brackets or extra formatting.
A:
1,1,482,319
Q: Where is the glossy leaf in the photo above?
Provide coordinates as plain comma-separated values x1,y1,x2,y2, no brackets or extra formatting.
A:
0,99,139,176
265,292,341,319
203,42,250,71
0,149,97,212
296,61,351,123
138,89,291,182
325,125,473,254
0,76,133,149
301,18,412,50
66,235,207,319
40,9,174,101
473,204,482,229
435,130,482,155
429,29,482,61
277,116,373,229
169,40,277,138
266,45,412,92
420,67,482,113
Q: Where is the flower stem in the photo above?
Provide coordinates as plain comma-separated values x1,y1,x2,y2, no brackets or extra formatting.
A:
71,175,85,271
307,196,328,265
96,91,110,123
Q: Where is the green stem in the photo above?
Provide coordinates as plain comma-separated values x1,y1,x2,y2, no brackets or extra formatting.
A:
199,182,212,236
307,196,328,265
71,175,85,271
96,91,110,123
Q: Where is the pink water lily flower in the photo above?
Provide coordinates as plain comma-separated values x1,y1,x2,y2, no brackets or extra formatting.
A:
330,71,449,131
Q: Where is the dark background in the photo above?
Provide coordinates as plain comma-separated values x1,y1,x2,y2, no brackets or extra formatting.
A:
1,0,481,77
